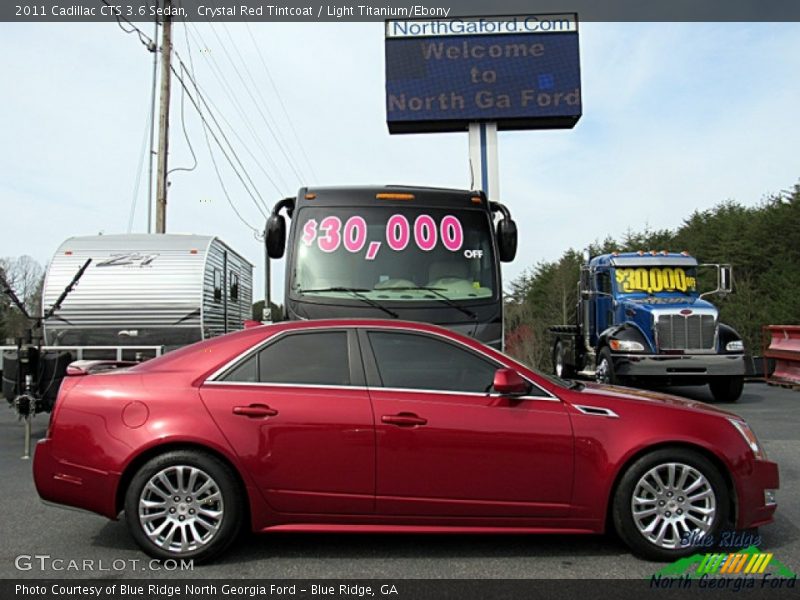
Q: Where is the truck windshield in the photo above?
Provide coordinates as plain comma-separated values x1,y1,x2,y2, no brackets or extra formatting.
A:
614,266,698,295
290,206,496,302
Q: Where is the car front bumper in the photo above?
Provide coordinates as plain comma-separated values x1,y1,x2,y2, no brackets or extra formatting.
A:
736,459,780,530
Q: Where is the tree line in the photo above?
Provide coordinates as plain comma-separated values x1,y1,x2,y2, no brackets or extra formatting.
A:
505,182,800,371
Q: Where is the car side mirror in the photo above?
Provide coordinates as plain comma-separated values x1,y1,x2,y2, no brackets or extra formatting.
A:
492,368,530,396
265,214,286,259
496,218,517,263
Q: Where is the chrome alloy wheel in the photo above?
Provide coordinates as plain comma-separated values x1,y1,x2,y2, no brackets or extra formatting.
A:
555,345,565,377
138,465,224,554
595,357,611,384
631,462,717,550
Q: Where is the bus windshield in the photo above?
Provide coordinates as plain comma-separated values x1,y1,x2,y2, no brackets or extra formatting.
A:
290,206,497,302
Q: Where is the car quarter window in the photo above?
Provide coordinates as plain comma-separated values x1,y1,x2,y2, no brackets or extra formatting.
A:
367,331,500,394
220,331,350,386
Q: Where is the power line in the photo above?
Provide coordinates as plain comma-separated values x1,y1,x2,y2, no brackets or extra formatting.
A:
127,105,152,233
166,59,198,177
105,3,270,236
205,21,306,185
245,22,320,182
175,62,264,238
183,22,289,195
220,22,307,182
171,59,268,220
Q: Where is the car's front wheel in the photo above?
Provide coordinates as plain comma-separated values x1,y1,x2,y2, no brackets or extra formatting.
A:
124,450,243,563
612,448,729,561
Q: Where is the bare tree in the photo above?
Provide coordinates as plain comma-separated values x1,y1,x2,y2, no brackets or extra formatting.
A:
0,255,45,341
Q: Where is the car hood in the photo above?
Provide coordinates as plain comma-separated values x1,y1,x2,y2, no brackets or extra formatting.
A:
571,381,740,419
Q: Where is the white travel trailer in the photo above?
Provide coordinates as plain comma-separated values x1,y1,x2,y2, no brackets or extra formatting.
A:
42,234,253,349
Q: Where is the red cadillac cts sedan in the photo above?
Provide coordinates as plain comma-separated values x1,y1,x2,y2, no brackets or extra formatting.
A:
34,319,778,563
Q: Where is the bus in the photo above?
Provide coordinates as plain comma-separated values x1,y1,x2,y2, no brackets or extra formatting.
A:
264,185,517,349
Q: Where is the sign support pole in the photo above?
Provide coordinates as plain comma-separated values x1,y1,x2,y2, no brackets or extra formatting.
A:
468,122,499,200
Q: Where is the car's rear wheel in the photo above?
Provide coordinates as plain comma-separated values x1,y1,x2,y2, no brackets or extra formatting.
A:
124,450,243,563
612,448,729,561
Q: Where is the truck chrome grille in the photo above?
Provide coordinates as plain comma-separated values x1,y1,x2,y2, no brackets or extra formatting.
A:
656,314,716,351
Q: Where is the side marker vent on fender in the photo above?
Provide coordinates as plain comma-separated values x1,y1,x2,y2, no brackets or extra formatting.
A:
574,405,620,418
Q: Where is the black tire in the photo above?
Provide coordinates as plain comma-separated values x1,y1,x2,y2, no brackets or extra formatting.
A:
596,347,619,385
552,340,575,379
709,377,744,403
612,448,730,561
124,450,244,563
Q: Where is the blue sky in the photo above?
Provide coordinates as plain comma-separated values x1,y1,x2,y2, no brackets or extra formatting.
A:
1,21,799,301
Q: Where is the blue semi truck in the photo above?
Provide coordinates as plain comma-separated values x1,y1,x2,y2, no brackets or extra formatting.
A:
549,251,747,402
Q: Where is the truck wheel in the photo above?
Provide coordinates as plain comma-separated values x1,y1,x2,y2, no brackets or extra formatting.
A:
552,341,574,378
596,347,618,385
124,450,244,563
709,377,744,403
612,448,729,561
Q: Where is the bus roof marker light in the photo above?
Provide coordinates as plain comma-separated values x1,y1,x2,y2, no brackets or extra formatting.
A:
471,196,482,204
304,193,316,200
376,193,415,200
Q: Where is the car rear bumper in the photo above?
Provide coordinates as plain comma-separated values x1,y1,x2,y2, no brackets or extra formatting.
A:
736,459,779,529
613,353,746,378
33,438,119,519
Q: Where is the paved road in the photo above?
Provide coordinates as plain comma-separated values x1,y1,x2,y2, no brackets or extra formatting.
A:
0,383,797,580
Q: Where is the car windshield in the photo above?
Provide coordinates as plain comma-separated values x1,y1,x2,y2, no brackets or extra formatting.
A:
613,265,698,295
290,206,497,302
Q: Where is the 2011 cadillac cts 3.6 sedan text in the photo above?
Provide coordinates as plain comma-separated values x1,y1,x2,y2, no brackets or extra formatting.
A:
33,319,779,562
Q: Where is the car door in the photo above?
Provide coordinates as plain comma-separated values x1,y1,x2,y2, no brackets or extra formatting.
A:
360,329,574,518
200,329,375,515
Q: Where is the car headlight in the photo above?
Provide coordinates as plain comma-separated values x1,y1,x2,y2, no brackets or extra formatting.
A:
729,419,767,460
726,340,744,352
609,339,645,352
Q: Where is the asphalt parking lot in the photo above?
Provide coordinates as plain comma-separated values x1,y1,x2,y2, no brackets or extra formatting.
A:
0,383,797,580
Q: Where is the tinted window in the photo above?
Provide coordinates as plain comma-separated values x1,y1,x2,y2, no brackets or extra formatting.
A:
222,332,350,385
368,332,497,393
224,354,257,383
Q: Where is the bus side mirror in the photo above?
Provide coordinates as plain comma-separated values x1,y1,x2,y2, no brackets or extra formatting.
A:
497,218,517,263
265,214,286,259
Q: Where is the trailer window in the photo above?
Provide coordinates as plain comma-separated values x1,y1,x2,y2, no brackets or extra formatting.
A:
230,272,240,301
213,269,222,302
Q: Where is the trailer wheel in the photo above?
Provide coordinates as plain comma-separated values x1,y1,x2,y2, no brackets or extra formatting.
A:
709,376,744,403
595,347,618,385
552,341,574,379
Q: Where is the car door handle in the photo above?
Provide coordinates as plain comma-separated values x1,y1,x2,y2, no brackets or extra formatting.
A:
381,413,427,427
232,404,278,418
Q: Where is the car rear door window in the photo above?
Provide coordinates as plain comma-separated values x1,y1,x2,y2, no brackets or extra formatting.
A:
222,331,350,386
367,331,498,393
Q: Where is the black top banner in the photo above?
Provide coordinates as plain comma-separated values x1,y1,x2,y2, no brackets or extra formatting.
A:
3,0,800,22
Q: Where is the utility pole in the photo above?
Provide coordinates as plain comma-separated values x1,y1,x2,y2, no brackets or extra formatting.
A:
146,15,159,234
155,0,173,234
